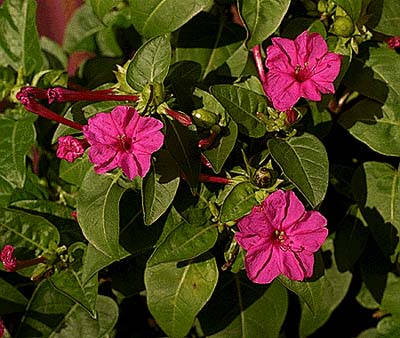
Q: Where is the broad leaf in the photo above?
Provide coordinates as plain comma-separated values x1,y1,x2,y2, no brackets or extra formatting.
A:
211,85,267,138
0,117,36,189
142,151,180,225
17,280,118,338
366,0,400,36
145,254,219,338
352,161,400,259
332,0,362,21
0,277,28,314
268,133,329,208
126,34,171,91
77,170,127,259
176,12,246,79
59,156,93,187
339,47,400,156
239,0,291,48
90,0,119,20
199,273,288,338
220,182,258,223
131,0,213,38
0,0,42,75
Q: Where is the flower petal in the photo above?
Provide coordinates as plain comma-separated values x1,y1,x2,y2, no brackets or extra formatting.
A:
88,144,120,173
311,52,342,83
278,250,307,281
266,44,294,73
130,151,152,177
268,36,299,69
281,190,306,230
266,71,300,111
300,80,322,101
119,152,139,180
296,31,328,67
110,105,135,135
84,113,118,145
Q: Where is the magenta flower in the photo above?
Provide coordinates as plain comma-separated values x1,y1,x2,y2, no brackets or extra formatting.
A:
56,135,88,162
0,318,4,338
235,190,328,284
265,31,341,111
1,245,17,272
387,36,400,49
82,106,164,180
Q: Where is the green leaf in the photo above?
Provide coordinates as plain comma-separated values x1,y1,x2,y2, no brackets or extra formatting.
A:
352,161,400,259
239,0,291,48
381,273,400,317
90,0,119,20
126,34,171,91
131,0,213,38
0,117,36,189
211,85,267,138
142,151,180,225
145,254,219,338
59,156,93,187
0,176,14,207
366,0,400,36
199,274,288,338
0,0,43,75
0,208,60,257
203,120,238,174
16,280,118,338
148,208,217,267
339,47,400,156
332,0,362,21
220,182,259,223
268,133,329,208
77,170,127,259
0,277,28,314
175,12,247,79
163,118,201,193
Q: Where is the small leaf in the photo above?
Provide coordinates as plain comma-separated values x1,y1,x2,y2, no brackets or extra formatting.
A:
145,254,219,338
268,133,329,208
220,182,258,223
211,85,267,138
0,277,28,314
0,117,36,189
77,170,127,259
131,0,213,38
126,35,171,91
239,0,291,48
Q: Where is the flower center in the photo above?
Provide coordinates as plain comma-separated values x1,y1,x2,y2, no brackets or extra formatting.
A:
294,62,311,82
117,134,131,151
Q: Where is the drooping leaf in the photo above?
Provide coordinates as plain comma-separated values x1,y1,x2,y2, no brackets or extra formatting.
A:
211,85,267,138
126,34,171,91
220,182,259,223
0,0,43,75
0,277,28,314
0,117,36,189
339,47,400,156
175,12,247,79
352,161,400,259
77,170,127,259
239,0,291,48
131,0,213,38
142,150,180,225
268,133,329,208
199,273,288,338
145,254,219,338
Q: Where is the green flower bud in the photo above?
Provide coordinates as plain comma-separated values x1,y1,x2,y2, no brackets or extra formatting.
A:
331,16,354,38
317,0,328,13
192,108,219,128
253,166,273,188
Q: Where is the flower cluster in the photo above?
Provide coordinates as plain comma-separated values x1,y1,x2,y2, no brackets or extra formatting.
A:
235,190,328,284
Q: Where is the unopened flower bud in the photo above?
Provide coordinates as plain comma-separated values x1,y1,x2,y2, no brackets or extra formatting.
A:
253,167,273,188
141,82,165,108
192,108,219,128
331,16,354,38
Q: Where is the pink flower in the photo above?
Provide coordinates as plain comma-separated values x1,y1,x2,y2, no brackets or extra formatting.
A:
83,106,164,180
387,36,400,49
56,135,88,162
0,318,4,338
235,190,328,284
1,245,17,272
265,31,341,111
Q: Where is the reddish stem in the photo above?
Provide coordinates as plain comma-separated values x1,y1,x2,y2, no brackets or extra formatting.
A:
165,108,193,126
252,45,268,95
14,256,46,271
199,173,232,185
198,131,218,150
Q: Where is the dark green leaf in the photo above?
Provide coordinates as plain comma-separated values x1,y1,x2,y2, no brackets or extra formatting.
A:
59,156,93,187
131,0,213,38
0,277,28,314
0,0,43,75
0,117,36,189
10,200,74,220
126,35,171,91
268,133,329,208
176,12,247,79
211,85,267,138
239,0,291,48
332,0,362,21
77,170,127,259
199,273,288,338
220,182,258,223
142,151,180,225
366,0,400,36
145,254,219,338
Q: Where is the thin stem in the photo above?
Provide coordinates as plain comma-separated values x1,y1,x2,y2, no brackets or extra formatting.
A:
252,45,268,94
199,173,232,185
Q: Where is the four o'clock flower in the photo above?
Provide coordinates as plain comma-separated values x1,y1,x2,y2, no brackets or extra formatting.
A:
265,31,341,111
235,190,328,284
83,105,164,180
1,245,17,272
56,135,89,162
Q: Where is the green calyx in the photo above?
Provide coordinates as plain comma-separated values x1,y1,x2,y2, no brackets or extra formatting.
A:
331,16,354,38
